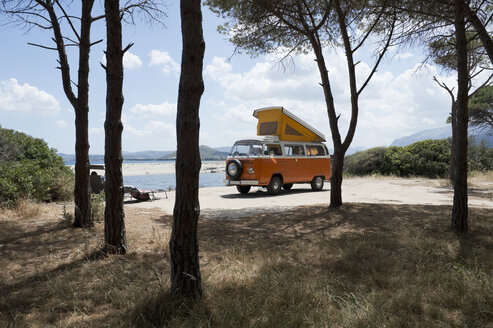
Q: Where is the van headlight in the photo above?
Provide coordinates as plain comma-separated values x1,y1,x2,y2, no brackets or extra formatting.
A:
248,167,254,174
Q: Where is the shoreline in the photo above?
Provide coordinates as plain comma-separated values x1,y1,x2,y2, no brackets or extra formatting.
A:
69,161,226,177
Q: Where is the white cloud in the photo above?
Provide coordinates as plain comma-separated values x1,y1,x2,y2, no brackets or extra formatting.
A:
146,121,175,133
56,120,68,129
394,52,413,60
204,55,325,103
149,50,180,76
353,63,454,147
123,121,174,138
0,78,60,115
123,52,143,69
129,101,176,117
204,52,454,150
204,57,235,85
124,124,151,137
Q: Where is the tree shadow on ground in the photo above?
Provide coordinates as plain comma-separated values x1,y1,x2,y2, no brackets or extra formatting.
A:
220,187,328,199
134,203,493,327
3,203,493,327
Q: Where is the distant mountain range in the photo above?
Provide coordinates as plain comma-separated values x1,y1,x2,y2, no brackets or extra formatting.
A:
59,146,229,162
60,127,492,162
123,150,174,159
161,145,229,160
391,126,493,147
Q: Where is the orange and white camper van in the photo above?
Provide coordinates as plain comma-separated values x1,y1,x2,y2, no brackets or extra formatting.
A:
225,107,331,195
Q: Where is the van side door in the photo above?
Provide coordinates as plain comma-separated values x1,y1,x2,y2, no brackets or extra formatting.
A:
283,144,307,183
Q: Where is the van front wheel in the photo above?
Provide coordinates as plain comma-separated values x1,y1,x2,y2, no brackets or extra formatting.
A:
236,185,251,194
310,176,324,191
267,176,282,195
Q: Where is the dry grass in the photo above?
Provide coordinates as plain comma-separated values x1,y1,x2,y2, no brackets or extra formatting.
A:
9,199,44,220
470,171,493,184
1,202,493,327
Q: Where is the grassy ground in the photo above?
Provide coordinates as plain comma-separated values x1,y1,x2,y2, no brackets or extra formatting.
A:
1,200,493,327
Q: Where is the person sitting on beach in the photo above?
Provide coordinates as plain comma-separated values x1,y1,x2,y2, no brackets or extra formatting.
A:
90,171,105,194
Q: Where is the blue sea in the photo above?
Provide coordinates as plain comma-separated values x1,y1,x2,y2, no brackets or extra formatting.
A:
124,172,226,190
65,160,226,190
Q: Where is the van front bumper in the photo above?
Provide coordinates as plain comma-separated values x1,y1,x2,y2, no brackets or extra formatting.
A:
224,180,259,186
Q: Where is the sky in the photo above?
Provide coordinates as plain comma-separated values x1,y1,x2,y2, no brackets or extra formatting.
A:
0,1,462,154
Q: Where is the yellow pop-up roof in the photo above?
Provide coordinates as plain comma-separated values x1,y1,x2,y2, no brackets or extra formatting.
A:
253,106,326,142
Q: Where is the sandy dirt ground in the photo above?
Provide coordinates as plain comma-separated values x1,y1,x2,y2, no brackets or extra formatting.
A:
80,162,493,219
126,176,493,219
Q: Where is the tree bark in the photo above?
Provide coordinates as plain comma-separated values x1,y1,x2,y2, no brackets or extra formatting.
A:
451,0,469,233
310,37,345,208
72,0,94,228
330,145,344,207
169,0,205,299
103,0,127,253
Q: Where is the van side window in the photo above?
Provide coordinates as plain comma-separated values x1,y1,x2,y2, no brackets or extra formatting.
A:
307,145,326,156
250,144,263,157
284,145,305,156
266,144,282,156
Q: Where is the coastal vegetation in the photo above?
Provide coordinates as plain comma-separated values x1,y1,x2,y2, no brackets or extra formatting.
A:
344,139,493,178
0,126,73,206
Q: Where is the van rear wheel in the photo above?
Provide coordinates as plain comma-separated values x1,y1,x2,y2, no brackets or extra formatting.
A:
267,176,282,195
236,185,251,194
310,176,324,191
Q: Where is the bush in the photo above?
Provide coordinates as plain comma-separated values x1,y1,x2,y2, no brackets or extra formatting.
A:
382,146,413,176
344,147,388,176
404,139,450,178
0,126,74,206
344,139,450,178
345,138,493,178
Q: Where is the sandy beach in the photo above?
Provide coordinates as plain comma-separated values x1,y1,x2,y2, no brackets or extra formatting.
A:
123,172,493,219
74,162,493,219
82,161,226,176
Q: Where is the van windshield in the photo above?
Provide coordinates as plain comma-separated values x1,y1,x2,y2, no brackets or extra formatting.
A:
230,140,263,158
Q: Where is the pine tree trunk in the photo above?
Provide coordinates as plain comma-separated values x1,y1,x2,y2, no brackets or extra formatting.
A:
451,0,469,233
73,0,94,228
169,0,205,299
330,147,344,207
73,113,92,228
103,0,127,254
307,33,346,208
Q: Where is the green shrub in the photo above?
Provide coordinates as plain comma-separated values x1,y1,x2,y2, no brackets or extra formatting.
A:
0,126,74,206
344,147,388,176
404,139,450,178
382,146,413,176
345,138,493,178
344,139,450,178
